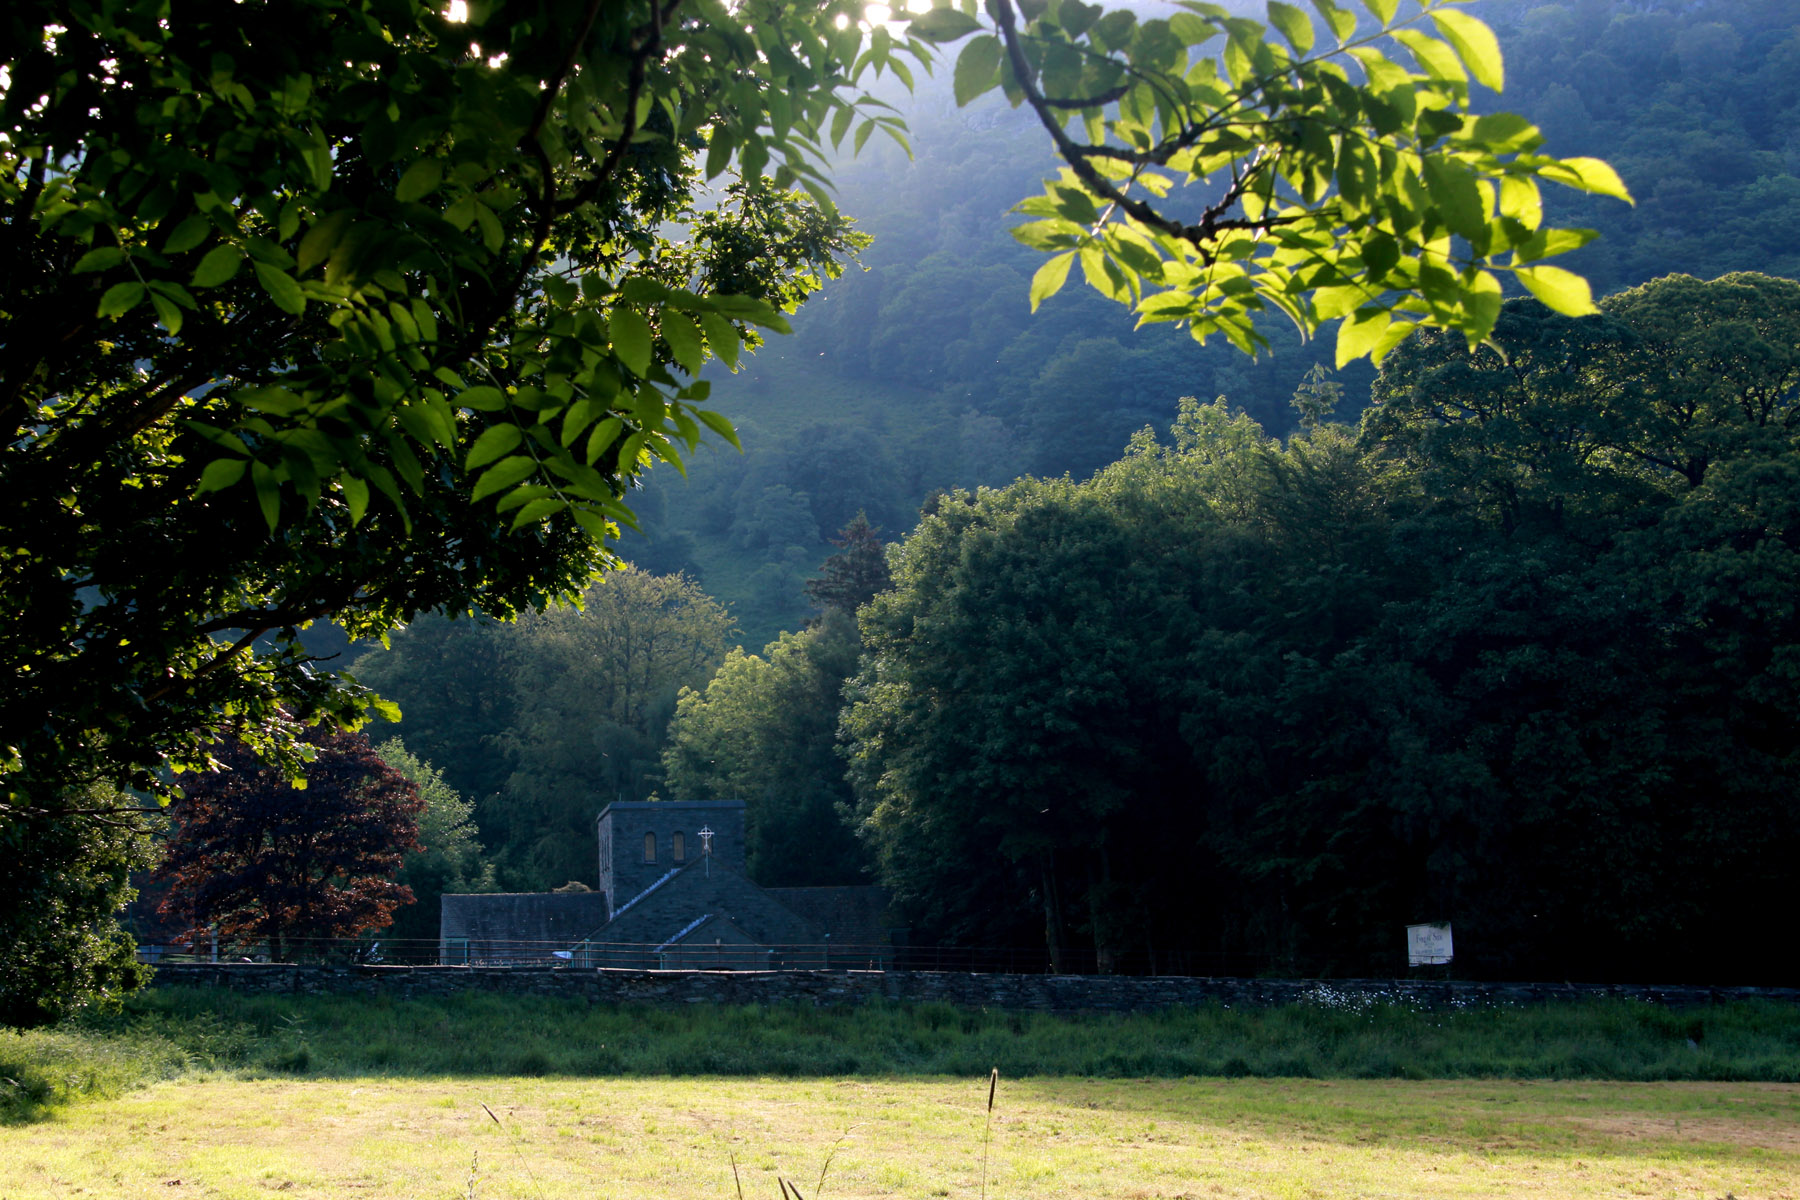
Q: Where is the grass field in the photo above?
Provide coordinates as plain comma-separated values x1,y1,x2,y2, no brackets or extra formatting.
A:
3,992,1797,1199
4,1075,1796,1199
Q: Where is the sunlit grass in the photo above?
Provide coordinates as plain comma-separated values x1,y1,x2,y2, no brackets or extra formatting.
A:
2,1075,1795,1200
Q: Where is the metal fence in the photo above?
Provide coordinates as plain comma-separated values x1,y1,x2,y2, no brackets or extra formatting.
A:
135,936,1374,976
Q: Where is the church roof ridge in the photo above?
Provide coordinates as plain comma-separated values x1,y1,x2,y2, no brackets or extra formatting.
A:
595,798,745,821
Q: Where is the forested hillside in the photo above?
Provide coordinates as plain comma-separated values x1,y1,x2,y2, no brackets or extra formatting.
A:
613,0,1800,646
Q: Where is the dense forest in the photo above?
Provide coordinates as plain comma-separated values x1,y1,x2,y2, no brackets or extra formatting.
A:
347,0,1800,980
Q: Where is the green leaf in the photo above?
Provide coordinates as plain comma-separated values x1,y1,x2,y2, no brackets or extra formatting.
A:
1361,0,1397,25
471,455,538,503
953,35,1002,107
1029,251,1076,312
297,210,354,274
1539,157,1633,204
705,125,734,179
508,497,567,530
661,310,705,376
695,408,741,449
161,214,212,256
1335,308,1392,367
1370,318,1417,364
251,461,281,533
97,281,146,319
196,457,247,493
253,261,306,315
585,417,625,465
474,201,504,254
1422,157,1485,241
190,244,245,288
1266,2,1314,55
1392,29,1465,84
908,8,982,43
150,290,184,335
458,386,508,412
699,311,740,369
466,423,523,470
1431,7,1504,92
74,247,128,274
1514,226,1598,264
1361,233,1400,279
1308,0,1355,43
1515,265,1596,316
341,474,370,525
610,308,654,377
395,158,444,203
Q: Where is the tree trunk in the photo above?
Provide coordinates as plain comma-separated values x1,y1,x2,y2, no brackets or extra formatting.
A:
1090,848,1117,976
1040,855,1067,974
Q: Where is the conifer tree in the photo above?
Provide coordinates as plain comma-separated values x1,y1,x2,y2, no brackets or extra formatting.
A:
805,512,892,618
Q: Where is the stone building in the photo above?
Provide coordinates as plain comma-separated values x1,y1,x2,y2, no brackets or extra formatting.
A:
440,799,891,968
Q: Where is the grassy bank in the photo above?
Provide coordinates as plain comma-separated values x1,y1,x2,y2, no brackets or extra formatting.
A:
5,988,1796,1122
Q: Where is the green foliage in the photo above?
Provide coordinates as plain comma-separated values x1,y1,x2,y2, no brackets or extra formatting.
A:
0,0,886,1012
923,0,1628,359
358,568,732,889
0,783,153,1029
29,988,1800,1089
663,610,869,886
803,511,893,618
1,0,1631,1008
846,274,1800,981
496,568,733,886
0,0,879,816
375,738,497,942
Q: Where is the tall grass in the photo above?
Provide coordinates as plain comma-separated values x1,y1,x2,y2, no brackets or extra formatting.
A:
8,987,1796,1121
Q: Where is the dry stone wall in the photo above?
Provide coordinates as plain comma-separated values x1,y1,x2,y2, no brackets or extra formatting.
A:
147,964,1798,1011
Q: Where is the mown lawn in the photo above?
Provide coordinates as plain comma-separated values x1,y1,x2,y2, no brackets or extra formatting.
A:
4,1075,1797,1199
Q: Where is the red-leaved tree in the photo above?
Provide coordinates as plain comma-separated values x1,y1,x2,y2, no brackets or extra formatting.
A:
157,725,423,960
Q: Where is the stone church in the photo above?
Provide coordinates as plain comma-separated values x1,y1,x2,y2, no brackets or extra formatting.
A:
439,799,892,968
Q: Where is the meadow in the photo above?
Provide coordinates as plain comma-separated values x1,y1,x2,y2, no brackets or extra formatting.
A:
2,989,1796,1199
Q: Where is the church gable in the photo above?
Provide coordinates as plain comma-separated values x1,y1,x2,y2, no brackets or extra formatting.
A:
587,858,822,949
447,797,892,968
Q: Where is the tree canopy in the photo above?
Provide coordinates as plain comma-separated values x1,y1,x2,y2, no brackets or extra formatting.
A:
156,723,423,961
845,274,1800,981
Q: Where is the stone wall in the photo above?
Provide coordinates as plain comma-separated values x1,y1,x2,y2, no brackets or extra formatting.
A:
146,964,1800,1012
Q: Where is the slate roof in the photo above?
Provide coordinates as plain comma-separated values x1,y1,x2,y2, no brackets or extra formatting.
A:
765,886,892,949
440,892,611,960
583,859,823,948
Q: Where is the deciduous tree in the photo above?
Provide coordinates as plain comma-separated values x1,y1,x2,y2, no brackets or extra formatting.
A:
157,725,423,960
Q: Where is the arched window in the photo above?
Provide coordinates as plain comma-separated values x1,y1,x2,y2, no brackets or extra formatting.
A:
673,832,686,863
643,831,656,863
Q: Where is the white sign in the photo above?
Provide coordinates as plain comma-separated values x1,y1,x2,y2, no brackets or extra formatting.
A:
1406,922,1454,966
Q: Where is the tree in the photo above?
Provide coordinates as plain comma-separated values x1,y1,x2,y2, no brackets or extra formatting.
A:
156,724,423,960
0,783,153,1027
663,610,869,885
2,0,1618,1012
920,0,1631,360
2,0,879,1015
376,738,496,946
495,567,733,886
351,614,517,811
804,511,892,618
